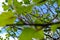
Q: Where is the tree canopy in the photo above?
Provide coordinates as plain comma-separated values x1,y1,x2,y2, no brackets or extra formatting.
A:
0,0,60,40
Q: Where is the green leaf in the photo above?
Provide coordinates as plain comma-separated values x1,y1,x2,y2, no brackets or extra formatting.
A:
2,4,9,11
0,11,16,26
8,0,12,5
35,26,42,31
33,30,44,40
23,0,30,4
33,0,46,6
6,27,11,31
5,0,8,2
14,5,33,15
35,19,43,24
48,0,55,5
5,34,10,37
57,0,60,6
19,28,44,40
13,0,22,6
51,25,58,32
19,28,35,40
13,0,33,15
43,14,50,18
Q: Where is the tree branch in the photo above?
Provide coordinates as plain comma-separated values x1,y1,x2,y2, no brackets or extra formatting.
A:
6,21,60,26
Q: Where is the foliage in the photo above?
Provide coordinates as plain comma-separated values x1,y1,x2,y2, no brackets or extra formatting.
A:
0,11,16,26
0,0,60,40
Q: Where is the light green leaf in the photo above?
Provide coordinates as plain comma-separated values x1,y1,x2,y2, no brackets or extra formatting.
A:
33,30,44,40
8,0,12,5
19,28,35,40
13,0,33,15
13,0,22,6
35,19,43,24
51,25,58,32
19,27,44,40
14,5,33,15
0,11,16,26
